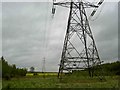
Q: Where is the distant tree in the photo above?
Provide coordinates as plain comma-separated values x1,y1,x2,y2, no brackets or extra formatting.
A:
30,67,34,72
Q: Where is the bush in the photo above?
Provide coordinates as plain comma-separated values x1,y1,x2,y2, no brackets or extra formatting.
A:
4,73,11,80
33,73,38,76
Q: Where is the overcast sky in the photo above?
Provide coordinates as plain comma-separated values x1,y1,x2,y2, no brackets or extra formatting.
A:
1,0,119,72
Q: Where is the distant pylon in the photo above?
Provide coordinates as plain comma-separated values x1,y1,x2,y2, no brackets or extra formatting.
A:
42,57,46,73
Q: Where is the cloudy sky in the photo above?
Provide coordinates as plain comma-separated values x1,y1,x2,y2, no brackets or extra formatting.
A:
1,0,119,72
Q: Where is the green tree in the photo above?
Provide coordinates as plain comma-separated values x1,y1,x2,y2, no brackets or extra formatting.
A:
30,67,34,72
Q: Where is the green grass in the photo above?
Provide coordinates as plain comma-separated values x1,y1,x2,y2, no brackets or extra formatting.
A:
2,75,120,88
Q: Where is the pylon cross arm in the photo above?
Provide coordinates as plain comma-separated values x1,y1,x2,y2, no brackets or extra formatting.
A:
53,1,98,8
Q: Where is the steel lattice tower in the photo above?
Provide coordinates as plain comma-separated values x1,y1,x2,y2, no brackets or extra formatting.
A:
52,0,104,79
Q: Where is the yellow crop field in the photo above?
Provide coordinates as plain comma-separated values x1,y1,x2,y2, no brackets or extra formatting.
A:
26,72,58,76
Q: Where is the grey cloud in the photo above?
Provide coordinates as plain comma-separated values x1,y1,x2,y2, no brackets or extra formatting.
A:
2,2,118,71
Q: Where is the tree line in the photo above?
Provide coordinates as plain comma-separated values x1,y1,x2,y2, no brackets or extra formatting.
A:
1,55,120,80
100,61,120,76
72,61,120,76
1,56,27,80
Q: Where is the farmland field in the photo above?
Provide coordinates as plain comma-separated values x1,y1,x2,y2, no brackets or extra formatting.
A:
2,73,120,88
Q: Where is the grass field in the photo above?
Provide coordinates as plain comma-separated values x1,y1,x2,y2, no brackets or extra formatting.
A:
2,73,120,88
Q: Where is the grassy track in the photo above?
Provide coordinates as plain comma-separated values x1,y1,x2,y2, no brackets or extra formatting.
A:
2,75,120,88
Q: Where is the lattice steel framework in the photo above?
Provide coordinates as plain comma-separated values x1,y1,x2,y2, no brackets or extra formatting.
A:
52,0,104,79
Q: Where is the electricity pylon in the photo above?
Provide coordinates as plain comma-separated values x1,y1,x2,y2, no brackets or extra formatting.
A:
41,58,46,78
52,0,104,79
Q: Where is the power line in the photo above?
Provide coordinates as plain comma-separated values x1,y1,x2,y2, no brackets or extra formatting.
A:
42,1,49,59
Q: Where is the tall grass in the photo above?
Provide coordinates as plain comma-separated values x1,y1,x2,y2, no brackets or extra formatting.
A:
2,75,120,88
